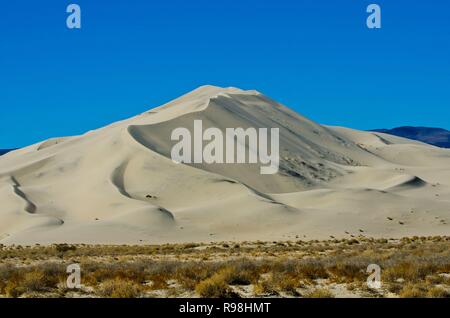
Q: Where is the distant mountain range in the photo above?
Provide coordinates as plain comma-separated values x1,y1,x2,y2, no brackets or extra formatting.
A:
371,127,450,148
0,149,15,156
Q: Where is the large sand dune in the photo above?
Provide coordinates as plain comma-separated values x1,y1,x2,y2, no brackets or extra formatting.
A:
0,86,449,244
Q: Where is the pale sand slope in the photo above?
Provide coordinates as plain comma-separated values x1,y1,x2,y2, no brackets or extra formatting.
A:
0,86,449,244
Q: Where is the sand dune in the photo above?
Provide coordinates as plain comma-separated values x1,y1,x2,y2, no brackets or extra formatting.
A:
0,85,449,244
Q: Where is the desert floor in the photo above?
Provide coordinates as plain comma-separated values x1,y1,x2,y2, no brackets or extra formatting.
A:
1,236,449,298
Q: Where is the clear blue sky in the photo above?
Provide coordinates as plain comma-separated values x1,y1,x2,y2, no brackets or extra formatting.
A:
1,0,449,148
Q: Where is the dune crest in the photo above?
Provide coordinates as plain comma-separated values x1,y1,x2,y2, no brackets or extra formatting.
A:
1,86,449,244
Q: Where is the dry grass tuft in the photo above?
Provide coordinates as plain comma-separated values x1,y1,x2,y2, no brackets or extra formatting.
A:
253,278,278,296
98,279,144,298
426,286,449,298
398,283,427,298
305,288,335,298
195,273,237,298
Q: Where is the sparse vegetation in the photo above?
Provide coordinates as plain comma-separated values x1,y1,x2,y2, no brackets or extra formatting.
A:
98,278,144,298
305,288,335,298
195,272,237,298
0,236,449,298
398,283,428,298
254,279,278,296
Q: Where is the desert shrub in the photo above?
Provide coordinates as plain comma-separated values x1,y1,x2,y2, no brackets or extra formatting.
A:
81,262,147,287
384,261,436,283
426,286,449,298
254,278,278,296
0,264,15,294
2,266,62,297
215,266,255,286
84,267,116,286
195,274,236,298
305,288,334,298
174,263,213,290
273,274,301,295
182,243,199,249
21,270,48,292
55,244,77,254
328,262,367,282
296,262,329,280
114,267,146,283
398,283,427,298
147,273,169,290
38,263,66,286
4,281,26,298
98,279,144,298
386,282,403,294
143,260,178,278
425,274,450,285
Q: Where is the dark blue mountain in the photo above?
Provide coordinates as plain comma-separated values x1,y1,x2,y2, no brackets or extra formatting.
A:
371,127,450,148
0,149,15,156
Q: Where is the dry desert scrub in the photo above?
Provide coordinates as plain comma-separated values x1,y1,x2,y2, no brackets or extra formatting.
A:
305,288,335,298
195,272,238,298
0,236,449,298
97,278,144,298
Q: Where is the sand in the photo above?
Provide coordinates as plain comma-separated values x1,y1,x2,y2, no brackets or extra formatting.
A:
0,85,449,244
